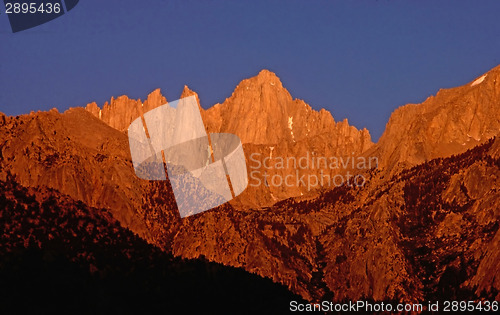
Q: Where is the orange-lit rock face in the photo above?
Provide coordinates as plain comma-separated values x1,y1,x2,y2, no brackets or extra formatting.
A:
202,70,371,146
86,70,374,207
86,88,166,132
370,64,500,172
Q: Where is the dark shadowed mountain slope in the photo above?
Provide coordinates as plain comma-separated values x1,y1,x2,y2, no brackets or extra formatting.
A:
0,175,303,314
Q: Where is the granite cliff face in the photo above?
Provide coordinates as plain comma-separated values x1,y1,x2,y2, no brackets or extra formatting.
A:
85,88,166,132
371,64,500,171
203,70,373,206
202,70,371,146
85,70,374,207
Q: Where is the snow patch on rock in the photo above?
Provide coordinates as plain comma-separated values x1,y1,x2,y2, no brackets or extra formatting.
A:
471,75,487,86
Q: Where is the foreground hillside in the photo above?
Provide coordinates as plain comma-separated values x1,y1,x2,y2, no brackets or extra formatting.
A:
0,175,302,314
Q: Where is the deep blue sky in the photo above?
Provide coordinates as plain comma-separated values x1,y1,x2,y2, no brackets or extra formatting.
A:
1,0,499,141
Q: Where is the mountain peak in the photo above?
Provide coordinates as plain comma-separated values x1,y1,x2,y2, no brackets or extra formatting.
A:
181,85,196,98
257,69,278,78
225,69,287,105
144,88,166,108
371,63,500,172
203,70,371,149
180,85,201,108
85,88,166,132
253,69,283,86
